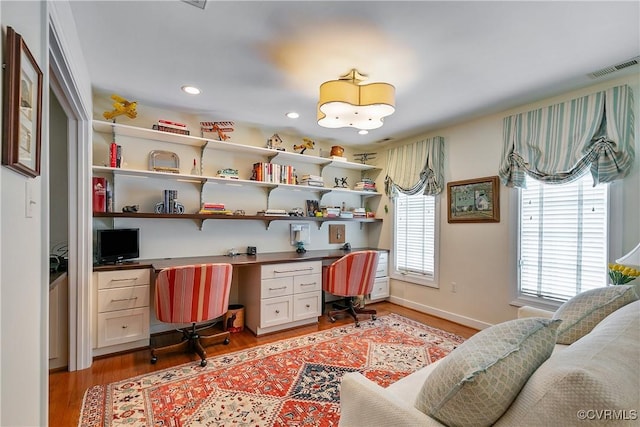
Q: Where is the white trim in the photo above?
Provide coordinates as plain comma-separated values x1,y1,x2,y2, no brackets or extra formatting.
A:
388,295,492,331
49,2,93,371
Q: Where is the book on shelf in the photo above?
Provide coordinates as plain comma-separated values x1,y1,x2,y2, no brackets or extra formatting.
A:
92,177,107,213
256,209,289,216
109,142,122,168
251,162,294,184
163,189,178,214
153,124,190,135
158,119,187,129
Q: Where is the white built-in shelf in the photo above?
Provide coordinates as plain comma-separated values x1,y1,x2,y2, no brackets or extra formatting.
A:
93,120,381,171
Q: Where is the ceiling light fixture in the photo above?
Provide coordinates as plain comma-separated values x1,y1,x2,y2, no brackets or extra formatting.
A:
286,112,300,119
317,69,395,130
358,130,369,135
181,85,201,95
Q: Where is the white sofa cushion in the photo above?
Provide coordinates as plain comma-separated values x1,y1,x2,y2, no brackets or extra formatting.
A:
552,284,638,344
414,317,561,427
496,300,640,427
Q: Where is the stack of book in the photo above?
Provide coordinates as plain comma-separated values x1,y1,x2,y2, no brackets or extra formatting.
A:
153,119,190,135
354,178,377,192
256,209,288,217
321,206,341,218
299,174,324,187
199,203,233,215
352,207,367,218
251,162,295,184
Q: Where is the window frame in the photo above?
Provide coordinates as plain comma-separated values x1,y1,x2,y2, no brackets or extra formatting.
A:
511,175,623,311
390,192,440,288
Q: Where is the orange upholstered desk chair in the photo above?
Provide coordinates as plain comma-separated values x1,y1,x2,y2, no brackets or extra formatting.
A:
323,250,380,327
151,263,232,367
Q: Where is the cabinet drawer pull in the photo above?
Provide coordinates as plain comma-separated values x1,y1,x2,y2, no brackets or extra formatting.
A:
300,282,316,287
111,297,138,303
110,278,138,283
268,286,287,291
121,325,128,329
305,304,310,308
273,267,313,274
275,310,280,314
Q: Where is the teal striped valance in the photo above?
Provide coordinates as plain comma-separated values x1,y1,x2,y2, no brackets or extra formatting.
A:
499,84,635,187
385,136,445,197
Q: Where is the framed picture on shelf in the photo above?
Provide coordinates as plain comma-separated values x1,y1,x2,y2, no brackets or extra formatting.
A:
2,27,43,178
306,199,320,217
447,176,500,223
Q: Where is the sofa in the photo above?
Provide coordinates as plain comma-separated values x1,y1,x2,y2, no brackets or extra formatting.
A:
339,285,639,426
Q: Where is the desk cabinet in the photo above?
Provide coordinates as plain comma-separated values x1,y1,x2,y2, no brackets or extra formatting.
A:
93,268,151,356
239,261,322,335
369,251,390,302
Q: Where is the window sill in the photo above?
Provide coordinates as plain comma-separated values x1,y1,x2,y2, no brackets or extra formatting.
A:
509,295,563,312
390,272,439,288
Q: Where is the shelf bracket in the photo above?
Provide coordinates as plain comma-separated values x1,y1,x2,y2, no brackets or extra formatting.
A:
266,187,277,209
199,141,209,176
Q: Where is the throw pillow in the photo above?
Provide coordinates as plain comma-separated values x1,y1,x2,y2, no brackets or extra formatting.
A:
414,317,561,427
552,284,638,345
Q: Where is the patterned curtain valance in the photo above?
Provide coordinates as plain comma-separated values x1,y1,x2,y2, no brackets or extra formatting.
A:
498,85,635,188
385,136,445,197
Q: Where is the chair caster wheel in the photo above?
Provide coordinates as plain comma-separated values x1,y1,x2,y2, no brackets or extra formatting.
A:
355,322,361,327
329,317,336,323
223,337,230,345
150,356,157,364
200,359,207,367
372,315,377,320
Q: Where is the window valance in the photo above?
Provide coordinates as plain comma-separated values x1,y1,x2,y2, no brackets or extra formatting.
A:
499,85,635,187
385,136,444,197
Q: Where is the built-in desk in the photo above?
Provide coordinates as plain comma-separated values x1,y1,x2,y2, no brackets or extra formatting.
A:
92,248,388,352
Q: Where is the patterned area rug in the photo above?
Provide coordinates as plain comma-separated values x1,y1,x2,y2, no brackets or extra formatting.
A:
79,314,464,426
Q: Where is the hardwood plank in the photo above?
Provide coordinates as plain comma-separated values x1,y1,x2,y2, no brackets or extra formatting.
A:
49,302,477,425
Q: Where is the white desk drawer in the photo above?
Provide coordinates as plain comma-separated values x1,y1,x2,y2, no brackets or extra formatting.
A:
293,291,322,321
261,261,321,279
370,277,390,301
97,307,149,347
97,286,149,313
293,273,322,294
261,277,294,298
376,252,388,278
260,295,293,328
97,269,150,289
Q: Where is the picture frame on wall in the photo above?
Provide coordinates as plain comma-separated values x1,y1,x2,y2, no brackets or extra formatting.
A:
2,26,43,178
447,176,500,223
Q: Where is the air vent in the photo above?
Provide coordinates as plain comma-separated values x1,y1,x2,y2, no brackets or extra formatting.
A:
376,137,394,144
588,56,639,79
182,0,206,9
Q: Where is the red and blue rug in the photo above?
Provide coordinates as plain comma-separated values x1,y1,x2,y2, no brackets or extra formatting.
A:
79,313,464,426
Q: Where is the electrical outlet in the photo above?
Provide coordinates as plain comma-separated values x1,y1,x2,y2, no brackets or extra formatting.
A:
451,281,457,293
329,224,345,244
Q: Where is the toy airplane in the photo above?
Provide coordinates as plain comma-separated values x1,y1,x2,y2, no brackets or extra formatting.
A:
103,94,137,120
200,121,235,141
294,137,315,154
353,152,377,164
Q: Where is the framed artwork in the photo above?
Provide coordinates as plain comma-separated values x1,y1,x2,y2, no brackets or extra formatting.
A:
447,176,500,223
2,27,43,178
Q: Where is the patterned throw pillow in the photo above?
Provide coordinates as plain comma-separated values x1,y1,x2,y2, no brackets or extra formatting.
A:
552,285,638,345
414,317,561,427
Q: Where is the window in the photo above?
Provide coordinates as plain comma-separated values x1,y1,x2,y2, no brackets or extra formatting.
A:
393,192,438,287
518,173,608,304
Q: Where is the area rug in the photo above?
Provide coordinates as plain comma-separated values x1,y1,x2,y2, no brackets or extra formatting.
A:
79,314,464,426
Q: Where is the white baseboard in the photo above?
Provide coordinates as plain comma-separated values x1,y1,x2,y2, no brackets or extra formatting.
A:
388,296,493,330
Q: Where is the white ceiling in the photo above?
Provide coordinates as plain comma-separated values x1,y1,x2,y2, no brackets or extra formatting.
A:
69,1,640,147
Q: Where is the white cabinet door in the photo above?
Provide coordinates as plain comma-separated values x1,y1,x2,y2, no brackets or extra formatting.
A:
370,277,390,301
293,292,322,321
260,295,293,328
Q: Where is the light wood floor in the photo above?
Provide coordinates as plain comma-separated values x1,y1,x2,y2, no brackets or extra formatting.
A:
49,302,478,426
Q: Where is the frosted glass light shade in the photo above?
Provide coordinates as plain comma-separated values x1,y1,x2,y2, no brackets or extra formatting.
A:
317,71,395,130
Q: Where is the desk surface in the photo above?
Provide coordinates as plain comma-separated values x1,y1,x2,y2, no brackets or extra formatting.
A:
93,248,387,272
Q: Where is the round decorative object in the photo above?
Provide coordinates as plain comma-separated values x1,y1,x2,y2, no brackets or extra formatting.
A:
330,145,345,157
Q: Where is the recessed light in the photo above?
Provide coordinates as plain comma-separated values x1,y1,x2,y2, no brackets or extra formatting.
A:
286,112,300,119
358,130,369,135
181,85,201,95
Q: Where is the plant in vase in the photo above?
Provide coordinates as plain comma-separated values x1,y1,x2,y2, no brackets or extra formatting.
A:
608,263,640,285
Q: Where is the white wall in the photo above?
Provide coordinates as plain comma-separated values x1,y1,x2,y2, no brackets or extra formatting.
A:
384,73,640,329
0,2,48,425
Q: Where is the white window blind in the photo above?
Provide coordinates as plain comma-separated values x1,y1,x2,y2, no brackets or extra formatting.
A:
394,193,436,279
519,173,608,302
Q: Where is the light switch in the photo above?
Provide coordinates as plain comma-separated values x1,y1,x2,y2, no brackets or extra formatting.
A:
25,181,35,218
